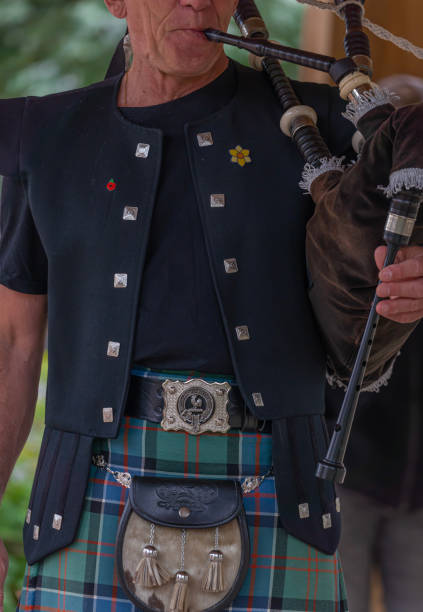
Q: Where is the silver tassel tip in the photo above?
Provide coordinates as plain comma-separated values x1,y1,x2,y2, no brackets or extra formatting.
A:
170,571,189,612
202,549,225,593
134,544,170,588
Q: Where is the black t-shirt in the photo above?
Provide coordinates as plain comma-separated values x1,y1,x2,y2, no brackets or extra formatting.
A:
120,64,236,375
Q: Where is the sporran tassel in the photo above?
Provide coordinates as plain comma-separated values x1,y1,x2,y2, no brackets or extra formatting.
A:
134,544,170,588
202,550,224,593
169,571,189,612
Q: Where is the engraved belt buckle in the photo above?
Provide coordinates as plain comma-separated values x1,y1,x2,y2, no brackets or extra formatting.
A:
161,379,231,435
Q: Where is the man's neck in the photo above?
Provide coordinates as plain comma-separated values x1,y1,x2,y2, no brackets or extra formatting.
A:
118,54,229,108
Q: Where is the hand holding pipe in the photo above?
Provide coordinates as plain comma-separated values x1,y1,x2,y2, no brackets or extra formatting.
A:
316,189,423,483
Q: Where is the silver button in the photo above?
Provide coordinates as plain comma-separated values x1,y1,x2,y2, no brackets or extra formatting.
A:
224,258,238,274
107,341,120,358
236,326,250,341
336,497,341,513
197,132,213,147
26,509,32,524
210,194,225,208
135,143,150,158
114,273,128,288
298,503,310,519
33,525,40,541
103,407,114,423
52,514,63,531
322,513,332,529
252,393,264,407
123,206,139,221
178,507,191,519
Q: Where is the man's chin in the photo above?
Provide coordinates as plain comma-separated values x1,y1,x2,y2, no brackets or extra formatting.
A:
164,49,225,79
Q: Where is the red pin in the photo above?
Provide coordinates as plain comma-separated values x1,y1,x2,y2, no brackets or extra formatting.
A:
107,178,116,191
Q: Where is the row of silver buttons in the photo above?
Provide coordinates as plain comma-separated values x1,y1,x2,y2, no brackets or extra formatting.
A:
199,131,337,528
101,149,146,426
197,133,266,410
299,497,341,527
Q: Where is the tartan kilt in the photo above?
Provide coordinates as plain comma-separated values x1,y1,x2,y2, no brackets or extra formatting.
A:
19,405,348,612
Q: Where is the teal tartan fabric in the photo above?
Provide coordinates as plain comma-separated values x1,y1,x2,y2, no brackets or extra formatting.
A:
19,377,348,611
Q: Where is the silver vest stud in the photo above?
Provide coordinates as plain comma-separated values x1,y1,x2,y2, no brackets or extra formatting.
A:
26,509,32,524
52,514,63,531
298,503,310,519
252,393,264,407
135,143,150,158
224,258,238,274
123,206,139,221
336,497,341,513
322,513,332,529
107,341,120,358
210,194,225,208
236,326,250,341
33,525,40,540
114,273,128,288
103,407,114,423
197,132,214,147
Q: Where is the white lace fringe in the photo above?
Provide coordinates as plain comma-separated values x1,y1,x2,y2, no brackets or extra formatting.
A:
326,352,399,394
296,0,423,60
342,88,397,127
299,156,345,194
379,168,423,198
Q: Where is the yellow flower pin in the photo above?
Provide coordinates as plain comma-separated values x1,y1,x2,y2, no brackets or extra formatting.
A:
229,145,252,167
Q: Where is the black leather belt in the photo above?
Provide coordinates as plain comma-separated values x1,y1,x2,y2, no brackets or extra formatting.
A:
125,375,271,433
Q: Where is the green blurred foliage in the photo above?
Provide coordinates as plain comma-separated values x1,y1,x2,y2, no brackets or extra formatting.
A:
227,0,304,78
0,0,304,98
0,2,303,611
0,0,123,97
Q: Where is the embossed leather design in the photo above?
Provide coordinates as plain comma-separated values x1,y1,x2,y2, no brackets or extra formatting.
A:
130,476,243,528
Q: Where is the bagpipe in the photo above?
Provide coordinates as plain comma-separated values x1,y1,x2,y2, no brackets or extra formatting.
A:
205,0,423,484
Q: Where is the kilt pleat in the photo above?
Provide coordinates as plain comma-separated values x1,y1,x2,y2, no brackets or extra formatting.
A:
19,402,348,611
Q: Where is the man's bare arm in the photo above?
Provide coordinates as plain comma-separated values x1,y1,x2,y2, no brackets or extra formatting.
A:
0,285,47,610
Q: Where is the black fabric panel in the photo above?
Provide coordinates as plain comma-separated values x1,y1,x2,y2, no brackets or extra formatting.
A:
26,428,51,512
23,428,93,565
272,416,340,555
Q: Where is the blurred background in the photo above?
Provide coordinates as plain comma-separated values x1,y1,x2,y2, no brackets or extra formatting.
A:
0,0,303,100
1,1,422,611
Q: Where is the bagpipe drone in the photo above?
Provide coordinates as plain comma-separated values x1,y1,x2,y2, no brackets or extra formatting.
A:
205,0,423,485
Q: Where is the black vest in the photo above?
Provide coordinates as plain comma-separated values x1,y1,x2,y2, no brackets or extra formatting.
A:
0,63,354,562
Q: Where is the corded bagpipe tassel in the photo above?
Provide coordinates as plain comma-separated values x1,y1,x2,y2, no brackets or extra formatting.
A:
134,544,171,588
202,550,224,593
169,571,189,612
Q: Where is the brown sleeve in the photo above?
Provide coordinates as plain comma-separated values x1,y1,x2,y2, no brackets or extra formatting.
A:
306,103,423,387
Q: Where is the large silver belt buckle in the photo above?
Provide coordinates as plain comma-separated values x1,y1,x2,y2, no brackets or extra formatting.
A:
161,379,231,435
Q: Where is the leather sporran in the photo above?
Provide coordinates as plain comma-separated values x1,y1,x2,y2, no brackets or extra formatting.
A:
116,476,250,612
